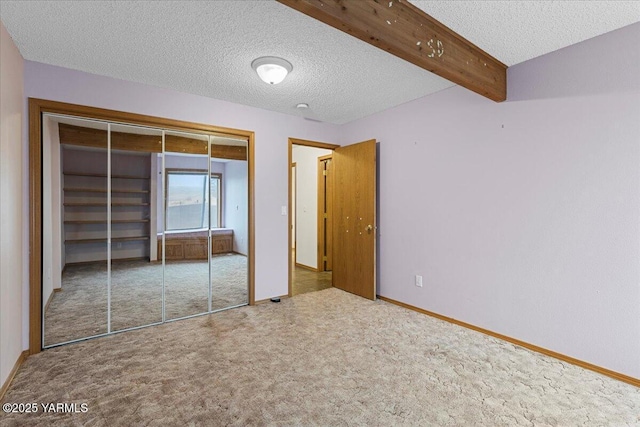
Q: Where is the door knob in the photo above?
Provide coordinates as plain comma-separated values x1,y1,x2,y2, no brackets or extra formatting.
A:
366,224,373,232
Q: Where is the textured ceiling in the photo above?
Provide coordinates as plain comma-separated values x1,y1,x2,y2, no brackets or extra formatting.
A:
1,1,639,124
412,1,640,67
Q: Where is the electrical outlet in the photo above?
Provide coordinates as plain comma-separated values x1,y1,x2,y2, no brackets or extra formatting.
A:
415,275,423,287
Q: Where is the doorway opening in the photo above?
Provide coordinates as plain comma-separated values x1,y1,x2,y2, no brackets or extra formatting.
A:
288,137,378,300
288,139,339,296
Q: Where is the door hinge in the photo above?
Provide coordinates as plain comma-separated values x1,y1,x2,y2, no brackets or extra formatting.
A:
323,170,327,176
324,213,328,219
323,256,327,261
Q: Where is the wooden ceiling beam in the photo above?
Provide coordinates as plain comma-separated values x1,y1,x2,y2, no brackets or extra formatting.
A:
277,0,507,102
58,123,247,160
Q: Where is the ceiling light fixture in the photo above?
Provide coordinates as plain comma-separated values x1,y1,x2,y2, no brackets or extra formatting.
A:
251,56,293,85
296,103,309,109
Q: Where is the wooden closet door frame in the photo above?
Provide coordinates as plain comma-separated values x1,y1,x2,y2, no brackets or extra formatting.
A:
29,98,256,354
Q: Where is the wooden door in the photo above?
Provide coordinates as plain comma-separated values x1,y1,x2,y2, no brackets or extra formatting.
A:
325,157,334,271
291,163,297,251
332,139,377,300
318,155,334,272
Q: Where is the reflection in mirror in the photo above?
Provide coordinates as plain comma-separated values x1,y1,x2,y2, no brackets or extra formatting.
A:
41,113,251,347
210,136,249,311
43,115,109,346
109,123,163,331
163,131,210,319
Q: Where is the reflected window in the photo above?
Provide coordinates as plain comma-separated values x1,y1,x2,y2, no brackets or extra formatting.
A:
166,171,221,230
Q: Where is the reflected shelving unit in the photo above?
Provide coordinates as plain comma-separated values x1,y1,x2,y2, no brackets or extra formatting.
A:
62,151,151,265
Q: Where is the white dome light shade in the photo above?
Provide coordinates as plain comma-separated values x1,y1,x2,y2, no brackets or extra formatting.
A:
251,57,293,85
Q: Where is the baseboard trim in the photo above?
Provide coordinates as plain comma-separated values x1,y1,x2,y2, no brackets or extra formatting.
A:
255,295,289,305
377,296,640,388
44,287,62,313
295,262,318,272
0,350,29,401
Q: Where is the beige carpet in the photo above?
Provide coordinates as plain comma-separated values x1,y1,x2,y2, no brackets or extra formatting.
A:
5,288,639,426
45,254,248,346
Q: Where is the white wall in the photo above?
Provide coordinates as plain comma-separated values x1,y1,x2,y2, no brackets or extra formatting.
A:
292,145,332,269
22,59,341,340
0,20,24,387
341,23,640,379
42,117,62,308
224,161,248,255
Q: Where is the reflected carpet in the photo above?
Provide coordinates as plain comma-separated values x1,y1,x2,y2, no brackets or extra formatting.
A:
44,254,248,346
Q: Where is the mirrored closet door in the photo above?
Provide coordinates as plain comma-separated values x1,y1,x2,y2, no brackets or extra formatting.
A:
41,113,249,348
109,124,163,332
210,136,249,311
43,116,110,346
163,131,211,320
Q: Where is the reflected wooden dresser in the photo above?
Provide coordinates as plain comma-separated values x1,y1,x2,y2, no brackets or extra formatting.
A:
157,229,233,260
